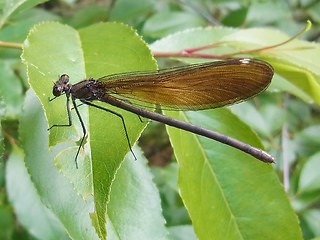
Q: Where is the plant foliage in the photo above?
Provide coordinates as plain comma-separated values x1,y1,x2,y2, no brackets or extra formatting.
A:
1,0,320,240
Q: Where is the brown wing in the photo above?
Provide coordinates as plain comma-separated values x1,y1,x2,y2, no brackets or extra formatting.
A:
97,59,274,110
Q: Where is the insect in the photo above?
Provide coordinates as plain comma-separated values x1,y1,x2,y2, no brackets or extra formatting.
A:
49,58,275,168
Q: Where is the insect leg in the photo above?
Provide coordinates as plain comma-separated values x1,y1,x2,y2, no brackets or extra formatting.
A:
81,100,137,161
48,92,66,102
48,96,58,102
137,115,150,123
48,94,83,168
72,98,86,169
76,102,84,108
48,93,72,130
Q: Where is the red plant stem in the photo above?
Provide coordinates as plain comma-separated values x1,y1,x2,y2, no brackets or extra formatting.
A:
153,21,311,59
183,43,222,53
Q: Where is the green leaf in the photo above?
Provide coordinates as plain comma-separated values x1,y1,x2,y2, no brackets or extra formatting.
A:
298,152,320,193
106,147,168,239
269,74,313,104
150,27,320,105
307,3,320,24
20,89,100,239
150,27,236,58
0,0,48,28
220,29,320,104
222,6,248,27
287,98,312,130
0,205,14,240
168,225,197,240
20,89,167,240
64,5,108,29
230,102,272,137
0,8,59,58
143,11,205,38
165,108,302,239
269,61,320,105
22,21,159,240
22,22,85,147
109,0,153,23
6,145,69,239
0,60,24,118
246,2,290,25
152,163,190,226
301,209,320,237
54,146,93,198
260,103,286,134
79,22,156,239
295,124,320,156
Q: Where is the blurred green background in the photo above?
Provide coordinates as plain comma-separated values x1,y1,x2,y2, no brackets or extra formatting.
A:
1,0,320,239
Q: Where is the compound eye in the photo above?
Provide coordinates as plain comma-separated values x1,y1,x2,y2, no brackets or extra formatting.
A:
52,86,62,96
60,74,70,84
